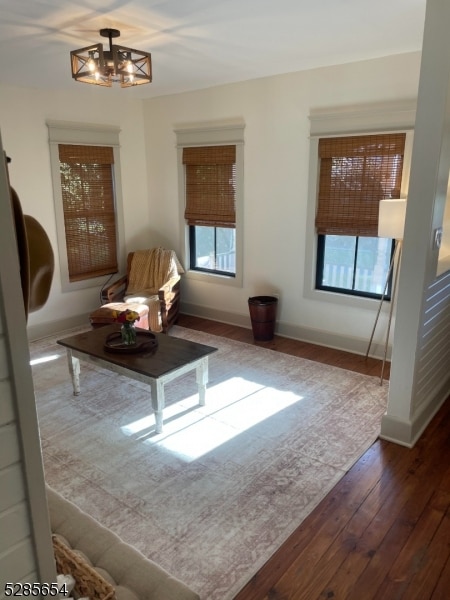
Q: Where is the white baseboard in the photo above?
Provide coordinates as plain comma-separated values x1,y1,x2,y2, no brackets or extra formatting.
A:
380,381,450,447
180,301,390,359
28,302,391,360
27,314,89,341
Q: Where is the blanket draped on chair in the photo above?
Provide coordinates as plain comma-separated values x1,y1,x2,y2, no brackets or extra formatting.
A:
125,248,180,332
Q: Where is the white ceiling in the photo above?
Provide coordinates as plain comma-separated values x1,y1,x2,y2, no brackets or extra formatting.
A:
0,0,427,99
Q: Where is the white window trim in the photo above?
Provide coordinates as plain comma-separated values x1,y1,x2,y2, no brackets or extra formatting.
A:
47,120,125,292
175,121,245,287
304,101,415,308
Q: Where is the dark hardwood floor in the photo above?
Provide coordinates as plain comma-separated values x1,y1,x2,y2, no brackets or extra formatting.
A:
177,314,390,380
177,314,450,600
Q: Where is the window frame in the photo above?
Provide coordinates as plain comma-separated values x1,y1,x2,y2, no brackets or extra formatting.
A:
189,225,236,277
47,120,125,292
176,122,245,287
303,102,415,309
315,233,395,299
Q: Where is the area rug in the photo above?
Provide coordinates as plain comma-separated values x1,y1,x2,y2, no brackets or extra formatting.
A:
30,326,388,600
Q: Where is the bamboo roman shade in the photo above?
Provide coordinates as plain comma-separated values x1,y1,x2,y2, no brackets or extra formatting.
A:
58,144,118,281
183,145,236,228
315,133,406,237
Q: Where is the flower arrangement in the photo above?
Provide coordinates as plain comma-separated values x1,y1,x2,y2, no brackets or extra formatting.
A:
111,308,141,324
112,308,140,345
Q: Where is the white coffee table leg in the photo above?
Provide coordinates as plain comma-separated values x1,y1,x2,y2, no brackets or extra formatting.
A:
150,379,165,433
196,357,209,407
67,349,80,396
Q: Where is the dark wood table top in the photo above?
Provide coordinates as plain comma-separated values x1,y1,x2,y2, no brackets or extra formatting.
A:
57,324,217,379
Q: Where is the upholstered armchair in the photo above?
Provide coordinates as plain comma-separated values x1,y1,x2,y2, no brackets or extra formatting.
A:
96,247,183,333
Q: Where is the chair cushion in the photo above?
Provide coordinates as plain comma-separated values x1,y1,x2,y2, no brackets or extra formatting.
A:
89,302,149,330
124,294,162,332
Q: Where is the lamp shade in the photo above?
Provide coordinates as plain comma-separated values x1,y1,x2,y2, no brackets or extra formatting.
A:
378,199,407,239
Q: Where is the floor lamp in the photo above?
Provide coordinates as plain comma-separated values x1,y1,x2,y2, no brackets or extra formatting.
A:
366,198,407,385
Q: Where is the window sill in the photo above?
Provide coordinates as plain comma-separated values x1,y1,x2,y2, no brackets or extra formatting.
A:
303,285,387,310
185,269,242,287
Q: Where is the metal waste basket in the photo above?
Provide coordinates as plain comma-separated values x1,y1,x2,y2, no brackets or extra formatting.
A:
248,296,278,341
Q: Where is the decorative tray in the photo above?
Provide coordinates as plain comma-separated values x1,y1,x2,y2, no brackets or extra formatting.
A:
104,330,158,354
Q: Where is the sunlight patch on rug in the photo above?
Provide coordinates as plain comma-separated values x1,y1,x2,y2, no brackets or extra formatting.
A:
30,353,61,366
122,377,304,461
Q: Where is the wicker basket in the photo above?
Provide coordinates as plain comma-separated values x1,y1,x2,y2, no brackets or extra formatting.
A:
52,535,115,600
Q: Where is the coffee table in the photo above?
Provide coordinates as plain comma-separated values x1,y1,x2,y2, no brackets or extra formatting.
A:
57,325,217,433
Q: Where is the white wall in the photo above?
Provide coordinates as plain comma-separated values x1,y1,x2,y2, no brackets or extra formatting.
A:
0,51,423,353
381,0,450,447
0,83,150,338
143,52,422,354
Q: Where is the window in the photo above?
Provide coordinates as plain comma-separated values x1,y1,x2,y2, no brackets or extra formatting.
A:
189,226,236,276
183,145,236,277
176,122,244,286
48,121,125,292
58,144,118,282
315,133,406,299
316,235,394,298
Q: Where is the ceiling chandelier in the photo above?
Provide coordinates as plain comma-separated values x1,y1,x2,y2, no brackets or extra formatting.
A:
70,28,152,88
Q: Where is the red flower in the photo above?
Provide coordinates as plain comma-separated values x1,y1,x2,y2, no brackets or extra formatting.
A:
112,309,140,324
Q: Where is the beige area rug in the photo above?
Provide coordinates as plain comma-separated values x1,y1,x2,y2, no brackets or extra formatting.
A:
31,326,388,600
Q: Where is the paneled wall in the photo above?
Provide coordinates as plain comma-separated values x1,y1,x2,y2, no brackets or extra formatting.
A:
0,134,55,589
416,272,450,412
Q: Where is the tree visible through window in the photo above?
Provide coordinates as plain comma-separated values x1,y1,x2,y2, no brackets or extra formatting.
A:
58,144,118,282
